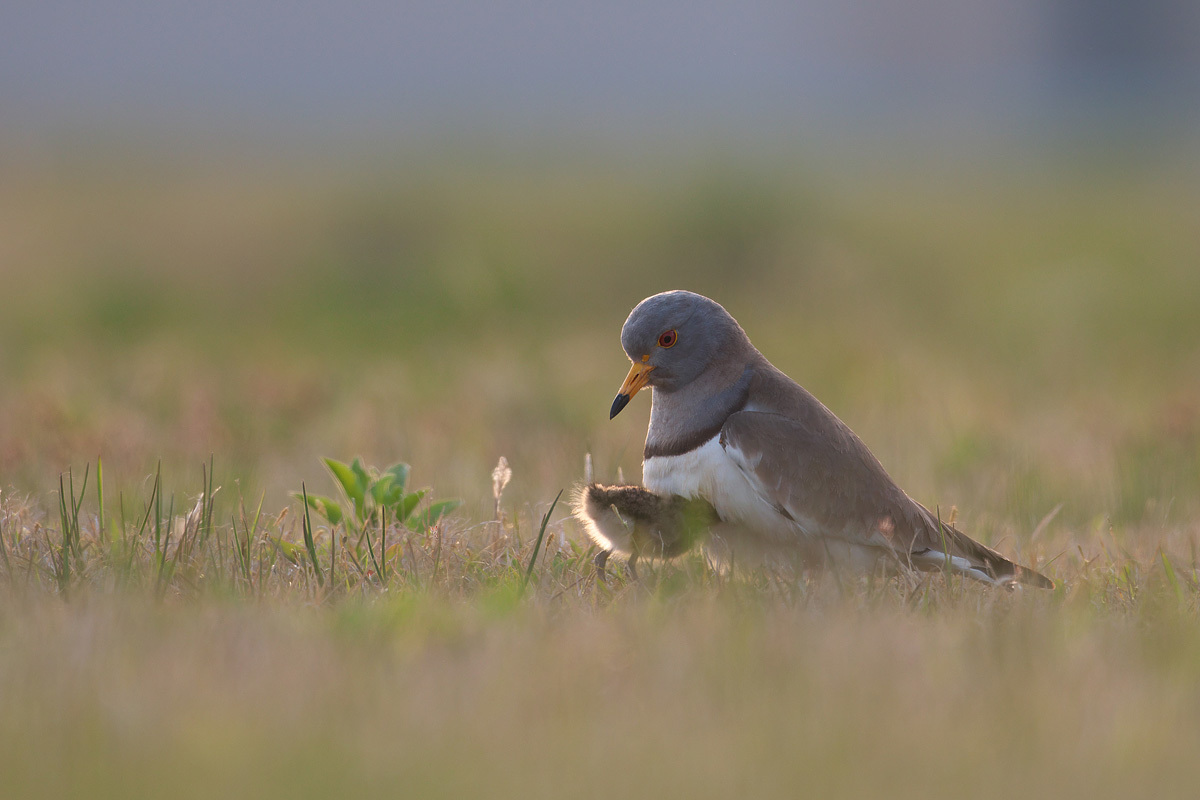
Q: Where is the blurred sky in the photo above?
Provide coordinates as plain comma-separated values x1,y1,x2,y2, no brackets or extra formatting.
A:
2,1,1198,147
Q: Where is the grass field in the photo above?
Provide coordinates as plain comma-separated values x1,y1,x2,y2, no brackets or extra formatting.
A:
2,140,1199,798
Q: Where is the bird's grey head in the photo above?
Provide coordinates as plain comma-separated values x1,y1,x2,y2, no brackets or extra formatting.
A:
610,290,750,418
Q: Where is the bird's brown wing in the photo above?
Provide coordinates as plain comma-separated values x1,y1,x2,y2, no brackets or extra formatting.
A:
718,410,1053,588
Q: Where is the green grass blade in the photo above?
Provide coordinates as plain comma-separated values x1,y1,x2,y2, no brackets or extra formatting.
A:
379,504,388,584
329,502,336,591
521,489,563,595
293,492,344,526
300,483,324,588
96,457,105,540
199,455,216,547
153,462,163,555
362,511,383,582
1161,550,1184,606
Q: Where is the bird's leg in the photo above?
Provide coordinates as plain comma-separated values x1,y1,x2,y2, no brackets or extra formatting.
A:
594,548,610,583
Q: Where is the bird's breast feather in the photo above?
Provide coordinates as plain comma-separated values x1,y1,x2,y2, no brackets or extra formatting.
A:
643,434,796,536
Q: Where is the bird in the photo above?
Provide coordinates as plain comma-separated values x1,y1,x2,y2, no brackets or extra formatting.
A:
601,289,1053,589
574,483,717,578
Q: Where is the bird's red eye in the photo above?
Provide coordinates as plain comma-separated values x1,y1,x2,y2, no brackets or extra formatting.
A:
657,329,677,348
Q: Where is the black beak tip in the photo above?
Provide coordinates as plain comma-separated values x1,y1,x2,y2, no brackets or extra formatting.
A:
609,393,631,419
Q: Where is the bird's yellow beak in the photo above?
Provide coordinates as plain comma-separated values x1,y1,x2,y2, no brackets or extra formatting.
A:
610,357,654,419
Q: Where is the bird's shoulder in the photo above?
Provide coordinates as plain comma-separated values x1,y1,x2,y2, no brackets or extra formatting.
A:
732,364,867,455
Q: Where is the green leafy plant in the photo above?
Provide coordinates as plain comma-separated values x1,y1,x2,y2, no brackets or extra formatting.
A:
294,458,461,534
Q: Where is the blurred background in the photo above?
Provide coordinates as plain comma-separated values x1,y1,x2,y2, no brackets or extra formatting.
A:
1,1,1198,540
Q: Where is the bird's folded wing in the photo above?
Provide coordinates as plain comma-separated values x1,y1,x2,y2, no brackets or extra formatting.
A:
718,410,1054,587
718,410,911,547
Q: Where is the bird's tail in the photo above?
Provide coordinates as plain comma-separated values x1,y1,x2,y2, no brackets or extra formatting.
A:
910,506,1055,590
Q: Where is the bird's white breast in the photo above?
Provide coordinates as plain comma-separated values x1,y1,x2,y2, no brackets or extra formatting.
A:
643,435,784,534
